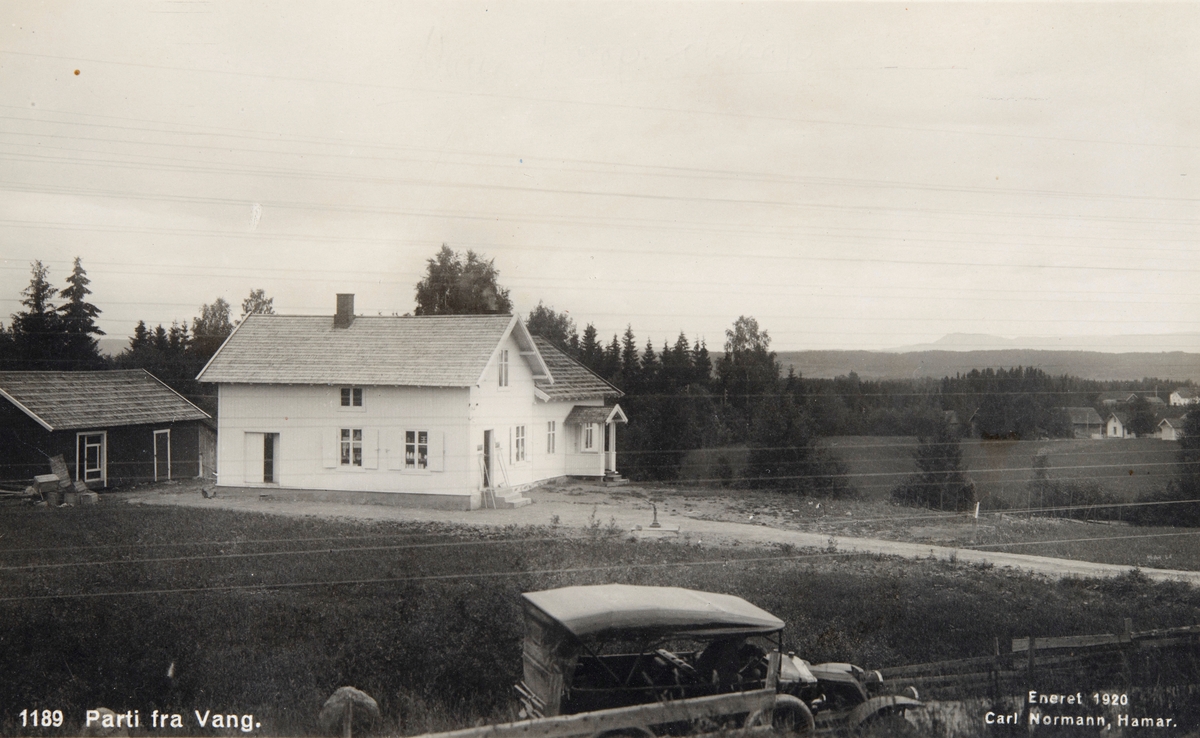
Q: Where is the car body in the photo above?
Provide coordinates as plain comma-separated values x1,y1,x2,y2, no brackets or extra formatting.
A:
515,584,920,735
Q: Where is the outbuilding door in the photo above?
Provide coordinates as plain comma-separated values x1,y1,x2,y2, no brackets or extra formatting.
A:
154,429,171,481
76,431,107,486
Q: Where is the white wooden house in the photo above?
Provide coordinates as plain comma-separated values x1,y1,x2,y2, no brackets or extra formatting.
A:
197,295,625,509
1105,412,1130,438
1158,417,1183,442
1170,388,1199,406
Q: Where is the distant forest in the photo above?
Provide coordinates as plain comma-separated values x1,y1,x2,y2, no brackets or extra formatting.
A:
775,349,1200,384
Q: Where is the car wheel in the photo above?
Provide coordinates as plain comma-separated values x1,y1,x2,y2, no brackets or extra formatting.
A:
745,696,815,736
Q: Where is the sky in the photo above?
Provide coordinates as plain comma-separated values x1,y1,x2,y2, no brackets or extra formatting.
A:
1,2,1198,352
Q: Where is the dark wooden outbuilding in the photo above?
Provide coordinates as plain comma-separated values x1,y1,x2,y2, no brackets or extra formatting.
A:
0,369,213,489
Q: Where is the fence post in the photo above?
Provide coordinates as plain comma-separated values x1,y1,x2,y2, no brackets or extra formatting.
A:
1120,618,1135,685
1020,636,1037,733
990,637,1001,703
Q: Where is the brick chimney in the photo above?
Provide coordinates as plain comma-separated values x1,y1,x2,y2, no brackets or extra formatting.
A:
334,294,355,328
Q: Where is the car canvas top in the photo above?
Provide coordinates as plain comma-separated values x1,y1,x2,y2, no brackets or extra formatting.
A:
522,584,785,639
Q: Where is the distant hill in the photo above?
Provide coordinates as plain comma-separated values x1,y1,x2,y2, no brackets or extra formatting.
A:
888,332,1200,353
776,349,1200,383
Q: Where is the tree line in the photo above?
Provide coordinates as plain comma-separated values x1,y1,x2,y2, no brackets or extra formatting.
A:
4,248,1198,514
0,260,274,413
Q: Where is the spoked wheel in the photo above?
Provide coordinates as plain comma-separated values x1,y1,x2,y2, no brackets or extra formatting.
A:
744,696,815,736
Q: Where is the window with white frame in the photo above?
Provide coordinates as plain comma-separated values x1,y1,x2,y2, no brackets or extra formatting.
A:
583,423,595,451
340,428,363,466
547,421,556,454
498,349,509,387
515,425,526,462
340,387,363,408
405,430,428,469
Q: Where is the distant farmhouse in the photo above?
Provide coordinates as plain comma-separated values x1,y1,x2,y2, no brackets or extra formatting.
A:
1158,416,1185,442
0,369,213,487
197,295,626,510
1097,391,1165,407
1060,407,1103,439
1171,388,1199,406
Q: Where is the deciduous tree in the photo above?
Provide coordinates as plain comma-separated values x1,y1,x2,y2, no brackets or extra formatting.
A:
414,244,512,315
526,302,577,350
240,288,275,322
191,297,233,361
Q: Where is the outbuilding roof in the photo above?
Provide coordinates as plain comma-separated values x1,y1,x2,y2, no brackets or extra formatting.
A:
198,313,540,387
0,369,210,432
532,337,623,401
522,584,785,639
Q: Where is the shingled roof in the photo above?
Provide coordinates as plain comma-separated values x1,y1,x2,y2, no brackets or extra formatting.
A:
198,314,540,386
0,370,210,431
532,336,623,401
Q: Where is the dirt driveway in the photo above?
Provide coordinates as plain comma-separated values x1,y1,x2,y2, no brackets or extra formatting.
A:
124,480,1200,586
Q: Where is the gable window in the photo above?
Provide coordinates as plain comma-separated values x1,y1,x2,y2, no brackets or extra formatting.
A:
547,421,556,454
583,423,595,451
340,387,363,408
340,428,363,466
498,349,509,388
406,430,428,469
515,425,526,462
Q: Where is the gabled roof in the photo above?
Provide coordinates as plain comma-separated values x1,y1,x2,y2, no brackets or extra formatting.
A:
1159,417,1183,430
1061,407,1103,425
531,336,623,401
0,369,210,432
1174,388,1198,399
564,404,627,425
198,314,539,387
1109,411,1130,424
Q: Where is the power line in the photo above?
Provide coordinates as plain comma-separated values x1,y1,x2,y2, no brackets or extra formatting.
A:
0,535,562,572
4,49,1198,154
0,548,858,604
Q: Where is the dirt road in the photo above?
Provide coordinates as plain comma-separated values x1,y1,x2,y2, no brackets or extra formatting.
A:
125,482,1200,586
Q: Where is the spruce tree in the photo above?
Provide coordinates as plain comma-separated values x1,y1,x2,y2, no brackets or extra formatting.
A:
10,261,63,370
57,257,106,370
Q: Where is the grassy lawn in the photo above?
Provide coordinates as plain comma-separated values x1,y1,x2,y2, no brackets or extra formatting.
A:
680,437,1180,504
2,502,1200,735
666,490,1200,570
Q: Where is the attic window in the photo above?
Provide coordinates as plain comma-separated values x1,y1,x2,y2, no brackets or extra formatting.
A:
498,350,509,388
341,387,363,407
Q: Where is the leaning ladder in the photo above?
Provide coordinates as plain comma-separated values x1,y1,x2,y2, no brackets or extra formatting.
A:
479,455,497,509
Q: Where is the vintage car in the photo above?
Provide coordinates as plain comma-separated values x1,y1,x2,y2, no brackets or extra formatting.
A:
514,584,921,736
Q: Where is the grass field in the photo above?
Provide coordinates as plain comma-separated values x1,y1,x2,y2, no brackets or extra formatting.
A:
680,437,1180,505
2,502,1200,736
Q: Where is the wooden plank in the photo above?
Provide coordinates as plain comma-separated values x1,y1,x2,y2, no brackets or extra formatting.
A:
410,689,777,738
1012,634,1122,652
879,655,997,678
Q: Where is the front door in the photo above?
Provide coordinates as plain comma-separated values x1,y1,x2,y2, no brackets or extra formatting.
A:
76,432,106,486
482,429,493,488
154,429,171,481
263,433,278,483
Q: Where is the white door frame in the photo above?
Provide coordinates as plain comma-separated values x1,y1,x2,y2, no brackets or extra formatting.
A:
76,431,107,486
154,429,171,481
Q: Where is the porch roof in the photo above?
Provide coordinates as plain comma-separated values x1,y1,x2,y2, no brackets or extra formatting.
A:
564,404,627,426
